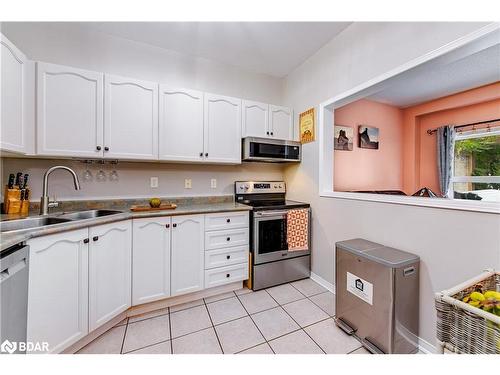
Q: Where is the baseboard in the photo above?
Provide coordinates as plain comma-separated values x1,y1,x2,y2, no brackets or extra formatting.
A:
418,337,437,354
309,272,435,354
310,272,335,293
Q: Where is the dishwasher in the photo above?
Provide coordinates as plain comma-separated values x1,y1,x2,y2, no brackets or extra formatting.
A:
0,243,29,354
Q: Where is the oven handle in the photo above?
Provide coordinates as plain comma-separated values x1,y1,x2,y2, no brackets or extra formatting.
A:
254,210,290,217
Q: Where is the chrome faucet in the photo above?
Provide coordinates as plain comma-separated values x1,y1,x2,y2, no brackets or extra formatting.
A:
40,166,81,215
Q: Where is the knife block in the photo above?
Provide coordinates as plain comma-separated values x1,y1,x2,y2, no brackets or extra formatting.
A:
3,185,30,215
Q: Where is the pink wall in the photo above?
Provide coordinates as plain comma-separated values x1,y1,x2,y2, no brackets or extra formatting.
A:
402,82,500,194
334,99,404,191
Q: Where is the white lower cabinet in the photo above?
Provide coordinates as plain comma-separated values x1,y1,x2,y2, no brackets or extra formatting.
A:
205,263,249,289
88,221,132,331
25,211,247,353
170,214,205,296
27,229,89,353
204,211,249,288
132,217,171,305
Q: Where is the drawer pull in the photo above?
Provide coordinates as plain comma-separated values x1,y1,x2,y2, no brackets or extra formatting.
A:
226,273,230,278
226,255,231,259
226,237,230,241
226,218,231,223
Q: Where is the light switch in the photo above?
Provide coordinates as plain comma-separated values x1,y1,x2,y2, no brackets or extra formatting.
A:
211,178,217,188
150,177,159,188
184,179,192,189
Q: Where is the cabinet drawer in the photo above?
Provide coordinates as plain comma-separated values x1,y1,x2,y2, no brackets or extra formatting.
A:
204,263,249,289
205,228,249,250
205,211,249,231
205,245,248,270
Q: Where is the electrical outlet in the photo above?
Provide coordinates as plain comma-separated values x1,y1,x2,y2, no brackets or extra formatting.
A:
150,177,159,188
184,179,192,189
211,178,217,189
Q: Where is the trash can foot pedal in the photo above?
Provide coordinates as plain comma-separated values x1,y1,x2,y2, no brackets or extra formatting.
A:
362,337,385,354
334,317,356,335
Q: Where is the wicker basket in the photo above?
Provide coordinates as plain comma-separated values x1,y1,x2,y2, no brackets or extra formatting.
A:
435,270,500,354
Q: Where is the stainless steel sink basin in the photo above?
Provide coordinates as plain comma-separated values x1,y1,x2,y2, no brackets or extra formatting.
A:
58,209,123,220
0,217,72,233
0,210,124,234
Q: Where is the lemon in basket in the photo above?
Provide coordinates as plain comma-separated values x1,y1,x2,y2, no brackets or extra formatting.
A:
484,290,500,300
470,291,485,302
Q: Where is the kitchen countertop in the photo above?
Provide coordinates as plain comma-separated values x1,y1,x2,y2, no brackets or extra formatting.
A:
0,201,251,253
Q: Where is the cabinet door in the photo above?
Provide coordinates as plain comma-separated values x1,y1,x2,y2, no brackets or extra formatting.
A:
89,221,131,331
36,62,104,157
171,214,205,296
159,87,204,162
104,75,158,160
242,100,269,138
132,217,171,305
269,105,293,141
27,229,89,353
1,34,27,153
204,93,242,164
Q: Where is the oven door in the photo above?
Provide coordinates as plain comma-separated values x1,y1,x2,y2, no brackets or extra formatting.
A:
253,209,310,265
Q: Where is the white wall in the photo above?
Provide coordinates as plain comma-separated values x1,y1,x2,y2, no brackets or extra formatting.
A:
282,22,500,351
0,22,285,199
2,158,283,200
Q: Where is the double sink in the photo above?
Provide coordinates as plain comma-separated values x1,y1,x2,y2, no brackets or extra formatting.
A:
0,210,124,234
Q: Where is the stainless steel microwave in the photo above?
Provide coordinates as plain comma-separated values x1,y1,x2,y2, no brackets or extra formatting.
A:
242,137,301,163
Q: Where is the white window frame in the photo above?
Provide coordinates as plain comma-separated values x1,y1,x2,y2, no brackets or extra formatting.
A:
451,128,500,195
317,23,500,214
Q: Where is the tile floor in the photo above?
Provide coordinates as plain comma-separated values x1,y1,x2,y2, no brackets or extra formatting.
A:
77,278,366,354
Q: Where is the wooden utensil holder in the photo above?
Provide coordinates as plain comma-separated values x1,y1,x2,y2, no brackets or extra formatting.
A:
3,185,30,215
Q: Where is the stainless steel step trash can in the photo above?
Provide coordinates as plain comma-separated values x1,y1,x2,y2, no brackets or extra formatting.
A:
335,239,420,354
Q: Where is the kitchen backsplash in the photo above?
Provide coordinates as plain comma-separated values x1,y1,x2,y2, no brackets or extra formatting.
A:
1,158,285,200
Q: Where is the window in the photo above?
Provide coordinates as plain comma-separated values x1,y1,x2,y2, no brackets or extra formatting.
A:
452,128,500,202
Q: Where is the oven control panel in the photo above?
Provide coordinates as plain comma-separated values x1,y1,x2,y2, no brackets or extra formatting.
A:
235,181,286,194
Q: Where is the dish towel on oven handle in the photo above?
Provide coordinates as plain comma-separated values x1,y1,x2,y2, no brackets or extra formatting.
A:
286,208,309,251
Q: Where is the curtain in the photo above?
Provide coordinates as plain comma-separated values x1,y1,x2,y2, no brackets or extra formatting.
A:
436,125,456,198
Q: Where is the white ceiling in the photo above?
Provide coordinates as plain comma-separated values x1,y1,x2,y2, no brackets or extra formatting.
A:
368,43,500,108
69,22,351,78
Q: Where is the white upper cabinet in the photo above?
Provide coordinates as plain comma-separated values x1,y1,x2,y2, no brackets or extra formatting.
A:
1,34,27,153
132,217,171,305
204,93,241,164
36,62,104,157
88,221,132,331
242,100,269,138
269,105,294,141
104,75,158,160
159,87,204,162
171,214,205,296
27,229,89,353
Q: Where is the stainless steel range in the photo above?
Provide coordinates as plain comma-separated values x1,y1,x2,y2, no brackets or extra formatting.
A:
235,181,311,290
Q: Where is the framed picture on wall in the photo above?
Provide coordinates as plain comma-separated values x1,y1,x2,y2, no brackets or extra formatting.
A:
358,125,379,149
334,125,354,151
